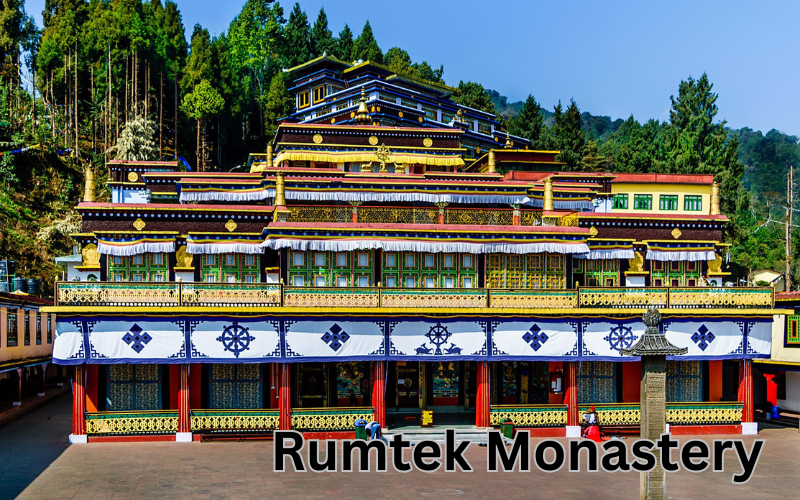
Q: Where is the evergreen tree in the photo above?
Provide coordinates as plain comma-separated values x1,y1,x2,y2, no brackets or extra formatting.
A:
263,71,293,137
335,23,353,61
110,116,159,161
181,24,214,90
352,21,382,63
508,94,544,149
452,81,494,114
283,3,311,67
580,137,611,172
310,7,335,57
385,47,411,74
410,61,444,83
553,99,584,170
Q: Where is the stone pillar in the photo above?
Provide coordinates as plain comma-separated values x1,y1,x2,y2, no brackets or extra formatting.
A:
763,373,778,409
12,368,22,406
70,365,87,444
564,361,580,437
739,359,756,434
176,364,192,442
279,363,292,430
475,361,490,427
372,361,386,428
640,355,667,500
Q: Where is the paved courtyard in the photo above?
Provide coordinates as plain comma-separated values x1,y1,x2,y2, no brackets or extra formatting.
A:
1,396,799,500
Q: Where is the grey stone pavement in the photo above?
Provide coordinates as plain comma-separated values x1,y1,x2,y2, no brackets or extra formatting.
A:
1,395,799,500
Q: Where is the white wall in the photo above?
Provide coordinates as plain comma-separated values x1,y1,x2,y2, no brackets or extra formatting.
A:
778,371,800,412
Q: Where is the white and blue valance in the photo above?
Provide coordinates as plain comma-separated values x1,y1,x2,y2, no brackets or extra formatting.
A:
52,315,772,364
95,233,177,257
186,233,265,255
646,241,717,262
284,186,530,206
574,240,635,260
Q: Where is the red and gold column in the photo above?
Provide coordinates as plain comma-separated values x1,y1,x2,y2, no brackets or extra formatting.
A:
475,361,490,428
279,363,292,430
565,361,580,437
372,361,386,428
176,364,192,442
70,365,87,443
739,359,757,434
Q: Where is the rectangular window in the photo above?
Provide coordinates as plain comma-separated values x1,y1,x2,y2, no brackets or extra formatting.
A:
205,254,216,266
292,275,305,286
441,111,454,124
443,276,454,288
298,91,310,108
314,252,327,267
462,255,473,268
47,316,52,344
225,274,237,283
152,274,164,282
385,253,397,268
132,254,144,265
424,276,436,288
244,275,256,283
292,252,305,267
357,276,370,287
463,277,473,289
113,274,124,282
7,310,17,347
400,98,417,109
478,122,492,135
132,274,144,282
113,256,124,265
226,254,236,266
357,253,369,267
659,195,679,211
336,276,348,287
443,254,454,268
244,254,255,267
24,313,30,346
205,274,217,282
385,276,397,287
108,365,162,411
152,253,164,265
335,253,348,267
405,254,415,268
36,316,41,345
633,194,652,210
424,254,435,268
405,276,416,288
422,104,437,120
315,275,326,287
612,194,629,209
684,195,703,211
312,86,325,103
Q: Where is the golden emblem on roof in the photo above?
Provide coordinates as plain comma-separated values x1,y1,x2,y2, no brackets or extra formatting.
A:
127,171,139,182
423,137,433,148
133,218,146,231
368,135,379,145
671,227,682,239
225,219,238,232
375,143,392,173
312,134,323,144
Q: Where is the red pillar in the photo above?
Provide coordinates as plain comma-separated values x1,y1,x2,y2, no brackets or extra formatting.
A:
371,361,386,428
475,361,490,427
71,365,86,440
763,373,779,408
565,361,579,427
739,359,754,423
178,364,191,434
279,363,292,430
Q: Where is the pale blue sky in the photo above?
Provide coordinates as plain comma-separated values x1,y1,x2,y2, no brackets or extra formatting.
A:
25,0,800,135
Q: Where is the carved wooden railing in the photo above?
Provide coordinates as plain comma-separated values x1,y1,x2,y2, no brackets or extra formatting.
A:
85,410,179,435
190,409,279,432
56,283,774,309
576,402,744,426
290,406,375,431
490,404,567,427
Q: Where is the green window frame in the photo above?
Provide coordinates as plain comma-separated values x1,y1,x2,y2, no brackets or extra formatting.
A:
659,195,679,211
612,194,628,209
6,309,18,347
633,194,652,210
787,315,800,346
684,195,703,211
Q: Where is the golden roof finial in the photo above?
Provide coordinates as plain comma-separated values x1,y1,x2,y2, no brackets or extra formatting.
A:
354,87,371,125
504,131,513,149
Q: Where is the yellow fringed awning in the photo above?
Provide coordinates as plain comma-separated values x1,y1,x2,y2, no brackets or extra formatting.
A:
274,150,465,167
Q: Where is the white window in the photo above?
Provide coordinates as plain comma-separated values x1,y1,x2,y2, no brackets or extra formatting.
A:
225,274,237,283
424,254,435,268
385,276,397,287
463,277,473,289
335,253,348,267
205,274,217,282
292,275,305,286
152,253,164,265
357,253,369,267
152,274,164,282
113,256,123,265
443,254,454,268
405,276,416,288
443,276,454,288
113,273,124,282
336,276,348,287
462,255,473,268
132,274,144,282
132,254,143,265
357,276,370,287
425,276,435,288
292,252,305,267
315,276,326,287
405,254,415,268
385,253,397,267
314,252,326,267
226,254,236,266
205,254,216,266
245,254,255,266
245,275,256,283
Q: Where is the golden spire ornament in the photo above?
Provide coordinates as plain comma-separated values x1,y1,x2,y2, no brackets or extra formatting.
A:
354,87,371,125
504,131,513,149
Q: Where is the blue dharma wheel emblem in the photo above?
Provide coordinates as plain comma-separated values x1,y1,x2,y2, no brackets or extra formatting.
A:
216,321,255,358
604,325,635,352
425,323,452,355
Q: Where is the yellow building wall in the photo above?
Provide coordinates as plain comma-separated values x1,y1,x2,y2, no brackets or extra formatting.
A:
610,183,711,215
0,306,55,363
770,314,800,363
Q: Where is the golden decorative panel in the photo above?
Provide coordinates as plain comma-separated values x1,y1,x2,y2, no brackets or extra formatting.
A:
181,283,282,307
668,288,773,309
312,134,323,144
490,406,567,427
127,171,139,182
368,135,379,145
579,287,668,308
381,289,487,308
58,282,181,307
286,205,351,223
81,244,101,267
283,288,380,307
444,209,514,226
520,211,543,226
423,137,433,147
225,219,237,232
671,227,682,239
175,245,193,268
133,218,146,231
489,290,578,309
291,408,375,431
85,412,178,435
557,213,580,227
191,410,279,431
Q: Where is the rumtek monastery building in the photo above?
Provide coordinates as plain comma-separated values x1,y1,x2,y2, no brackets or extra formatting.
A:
46,56,783,443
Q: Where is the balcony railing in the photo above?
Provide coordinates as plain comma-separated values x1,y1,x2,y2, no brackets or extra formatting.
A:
576,402,743,426
285,205,546,226
55,282,775,309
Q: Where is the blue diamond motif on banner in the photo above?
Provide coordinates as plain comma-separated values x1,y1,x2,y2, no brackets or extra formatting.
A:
522,324,549,351
122,324,153,353
691,324,715,351
321,323,350,352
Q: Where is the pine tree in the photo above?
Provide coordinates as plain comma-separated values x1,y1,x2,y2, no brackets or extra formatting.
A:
410,61,444,83
554,99,584,170
508,94,544,149
385,47,411,74
310,7,335,57
452,81,494,114
352,21,382,63
181,24,214,91
335,24,354,61
283,3,311,67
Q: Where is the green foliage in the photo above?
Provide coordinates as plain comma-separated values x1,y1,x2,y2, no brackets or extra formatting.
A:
335,24,354,61
352,21,382,63
283,2,311,67
110,116,159,161
508,94,545,149
263,72,293,137
310,8,335,58
452,81,494,114
385,47,411,74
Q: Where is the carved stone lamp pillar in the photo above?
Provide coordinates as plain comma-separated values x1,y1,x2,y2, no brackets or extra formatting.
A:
621,308,687,500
